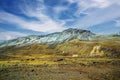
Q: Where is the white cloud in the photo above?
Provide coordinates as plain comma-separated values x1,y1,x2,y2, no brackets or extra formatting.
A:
0,11,66,33
74,0,120,16
0,31,27,40
69,0,120,28
74,5,120,28
53,6,68,14
67,0,76,3
0,0,66,33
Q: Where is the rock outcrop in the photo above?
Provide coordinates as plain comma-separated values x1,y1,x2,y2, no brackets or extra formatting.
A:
90,45,105,56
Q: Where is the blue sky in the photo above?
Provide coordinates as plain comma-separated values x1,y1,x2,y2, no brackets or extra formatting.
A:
0,0,120,40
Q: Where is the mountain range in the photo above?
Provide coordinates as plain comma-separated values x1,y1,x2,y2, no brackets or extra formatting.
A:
0,28,120,47
0,28,120,57
0,28,96,47
1,28,120,48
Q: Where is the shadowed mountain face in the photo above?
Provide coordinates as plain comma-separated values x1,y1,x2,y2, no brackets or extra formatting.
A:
0,28,95,47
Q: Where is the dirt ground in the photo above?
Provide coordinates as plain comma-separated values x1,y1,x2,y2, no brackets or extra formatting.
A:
0,61,120,80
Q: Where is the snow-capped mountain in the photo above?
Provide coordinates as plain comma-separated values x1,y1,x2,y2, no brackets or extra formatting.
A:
0,28,95,47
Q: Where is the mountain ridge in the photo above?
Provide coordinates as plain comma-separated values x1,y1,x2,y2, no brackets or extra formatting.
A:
0,28,95,47
0,28,120,48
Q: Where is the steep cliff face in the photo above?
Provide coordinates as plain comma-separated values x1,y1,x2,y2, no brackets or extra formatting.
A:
0,28,95,47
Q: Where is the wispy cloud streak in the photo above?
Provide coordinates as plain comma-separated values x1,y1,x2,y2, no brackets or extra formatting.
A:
0,0,66,33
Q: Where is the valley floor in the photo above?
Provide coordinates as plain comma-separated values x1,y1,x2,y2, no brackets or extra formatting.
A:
0,56,120,80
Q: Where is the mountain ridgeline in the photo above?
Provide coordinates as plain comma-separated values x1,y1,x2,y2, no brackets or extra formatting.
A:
0,28,95,47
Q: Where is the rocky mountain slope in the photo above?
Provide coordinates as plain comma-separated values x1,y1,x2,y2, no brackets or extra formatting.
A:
0,28,95,47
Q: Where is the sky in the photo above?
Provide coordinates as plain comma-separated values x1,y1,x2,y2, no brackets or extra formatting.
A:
0,0,120,40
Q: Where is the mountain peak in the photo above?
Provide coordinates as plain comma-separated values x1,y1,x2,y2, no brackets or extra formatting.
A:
63,28,91,33
63,28,94,34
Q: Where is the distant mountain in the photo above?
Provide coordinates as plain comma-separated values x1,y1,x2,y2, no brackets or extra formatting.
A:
95,34,120,40
0,28,95,47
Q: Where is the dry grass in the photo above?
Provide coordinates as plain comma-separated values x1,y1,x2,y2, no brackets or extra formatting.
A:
0,40,120,57
0,56,120,80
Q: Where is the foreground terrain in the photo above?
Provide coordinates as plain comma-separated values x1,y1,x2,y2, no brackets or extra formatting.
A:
0,40,120,80
0,56,120,80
